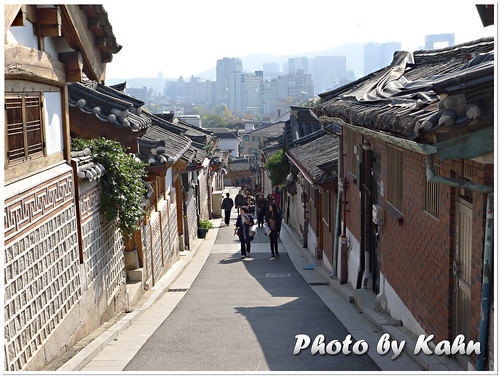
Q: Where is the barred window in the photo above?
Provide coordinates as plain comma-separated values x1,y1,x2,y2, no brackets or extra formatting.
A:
425,158,440,218
5,93,45,166
387,145,403,212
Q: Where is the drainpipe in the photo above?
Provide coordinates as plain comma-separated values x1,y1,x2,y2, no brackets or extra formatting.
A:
425,155,493,193
426,155,494,370
476,192,493,371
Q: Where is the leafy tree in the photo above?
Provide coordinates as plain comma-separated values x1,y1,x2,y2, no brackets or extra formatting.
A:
72,137,147,238
264,149,290,186
202,114,228,128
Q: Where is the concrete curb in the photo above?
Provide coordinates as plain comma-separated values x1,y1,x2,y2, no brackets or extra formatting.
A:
280,222,463,372
57,219,221,372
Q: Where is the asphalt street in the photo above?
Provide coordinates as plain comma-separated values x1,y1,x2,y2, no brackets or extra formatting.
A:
123,210,379,372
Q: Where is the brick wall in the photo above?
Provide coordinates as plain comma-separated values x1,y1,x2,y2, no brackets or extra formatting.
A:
344,134,491,349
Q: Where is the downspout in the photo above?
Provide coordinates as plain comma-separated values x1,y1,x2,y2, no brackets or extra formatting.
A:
426,155,494,370
476,192,493,371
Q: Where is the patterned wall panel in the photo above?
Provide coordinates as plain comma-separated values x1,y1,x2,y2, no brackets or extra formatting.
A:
4,171,80,371
150,213,163,286
79,185,125,303
141,222,152,289
160,201,171,269
186,191,197,248
169,200,179,265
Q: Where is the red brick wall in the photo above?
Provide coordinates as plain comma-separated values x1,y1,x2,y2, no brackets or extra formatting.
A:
343,132,491,345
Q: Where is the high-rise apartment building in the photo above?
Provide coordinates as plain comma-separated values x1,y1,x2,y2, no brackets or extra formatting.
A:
182,76,216,108
263,62,281,79
424,33,455,49
363,41,401,76
312,56,347,94
228,72,262,114
288,57,309,74
277,70,314,101
216,57,243,105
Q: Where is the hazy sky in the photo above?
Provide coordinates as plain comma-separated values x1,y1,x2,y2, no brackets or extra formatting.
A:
104,0,495,80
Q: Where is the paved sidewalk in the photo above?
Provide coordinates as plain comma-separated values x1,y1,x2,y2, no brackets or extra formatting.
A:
55,186,462,372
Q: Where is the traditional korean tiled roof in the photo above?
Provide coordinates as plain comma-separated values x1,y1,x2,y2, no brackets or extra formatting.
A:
68,81,151,131
138,123,192,166
261,134,283,159
314,37,494,145
246,122,286,136
211,128,240,139
283,106,323,149
229,158,254,172
71,148,106,181
287,129,339,184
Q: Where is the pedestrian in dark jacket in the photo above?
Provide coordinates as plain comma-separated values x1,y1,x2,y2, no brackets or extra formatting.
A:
265,203,282,257
221,193,234,226
235,190,245,214
234,206,254,259
255,191,266,227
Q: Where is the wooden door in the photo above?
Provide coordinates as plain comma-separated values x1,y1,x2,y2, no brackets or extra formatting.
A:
453,198,473,340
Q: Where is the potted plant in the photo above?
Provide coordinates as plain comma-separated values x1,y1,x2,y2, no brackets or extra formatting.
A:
198,219,213,238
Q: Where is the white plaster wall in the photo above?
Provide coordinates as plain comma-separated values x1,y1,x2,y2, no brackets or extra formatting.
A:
346,228,361,289
218,139,239,157
307,225,317,258
165,167,173,194
285,185,305,242
7,21,38,48
43,92,64,155
379,273,426,337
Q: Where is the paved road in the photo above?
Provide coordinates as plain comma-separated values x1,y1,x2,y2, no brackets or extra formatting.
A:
123,208,379,372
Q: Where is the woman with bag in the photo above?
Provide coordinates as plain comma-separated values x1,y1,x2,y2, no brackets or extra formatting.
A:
234,206,254,259
265,203,282,257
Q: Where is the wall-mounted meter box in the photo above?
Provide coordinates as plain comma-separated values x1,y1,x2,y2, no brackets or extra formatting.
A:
372,204,384,225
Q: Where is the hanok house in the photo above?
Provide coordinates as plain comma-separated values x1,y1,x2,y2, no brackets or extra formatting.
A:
136,112,192,287
4,5,122,371
259,134,283,195
226,157,257,187
152,114,219,248
313,37,494,370
282,106,338,265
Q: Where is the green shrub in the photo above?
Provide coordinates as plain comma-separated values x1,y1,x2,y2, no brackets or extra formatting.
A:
199,219,213,229
72,137,147,239
264,149,290,186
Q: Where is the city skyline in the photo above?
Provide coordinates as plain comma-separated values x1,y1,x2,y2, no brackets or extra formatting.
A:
104,1,494,80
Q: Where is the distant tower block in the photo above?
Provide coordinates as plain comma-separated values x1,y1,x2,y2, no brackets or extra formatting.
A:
425,33,455,49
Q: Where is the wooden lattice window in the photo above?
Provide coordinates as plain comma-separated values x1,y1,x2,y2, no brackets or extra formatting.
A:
425,158,440,218
5,93,45,166
387,145,403,212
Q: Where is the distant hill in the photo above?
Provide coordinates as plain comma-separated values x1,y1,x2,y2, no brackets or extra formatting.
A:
196,42,366,80
107,41,383,89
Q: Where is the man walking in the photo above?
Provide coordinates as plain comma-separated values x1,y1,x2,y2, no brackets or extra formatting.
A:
234,190,245,215
221,193,234,226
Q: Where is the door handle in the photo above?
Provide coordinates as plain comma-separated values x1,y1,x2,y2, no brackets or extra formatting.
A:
452,260,458,276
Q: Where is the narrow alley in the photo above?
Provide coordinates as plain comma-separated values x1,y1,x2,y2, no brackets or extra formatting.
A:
54,188,429,372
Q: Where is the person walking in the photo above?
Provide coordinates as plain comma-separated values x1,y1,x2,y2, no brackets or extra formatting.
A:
221,193,234,226
235,190,245,215
255,190,266,227
234,206,254,259
265,203,282,257
272,185,281,210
